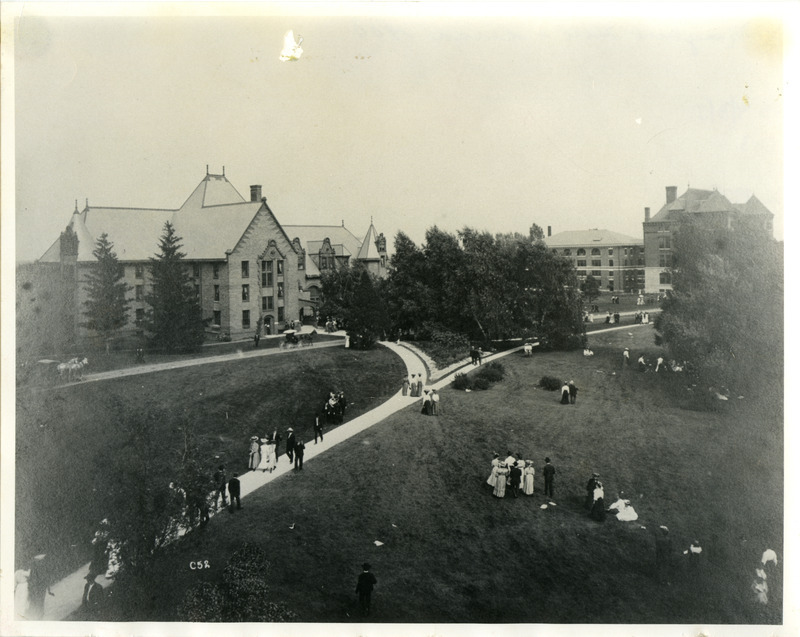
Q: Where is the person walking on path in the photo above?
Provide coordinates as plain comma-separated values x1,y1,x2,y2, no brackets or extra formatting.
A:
402,375,410,396
228,473,242,511
568,381,578,404
543,457,556,498
314,416,324,444
213,465,228,510
248,436,261,471
355,563,377,616
81,573,104,617
27,554,54,619
286,428,296,464
254,330,260,348
431,389,440,415
294,439,305,470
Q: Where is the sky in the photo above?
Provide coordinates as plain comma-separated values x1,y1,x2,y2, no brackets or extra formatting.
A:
7,4,790,263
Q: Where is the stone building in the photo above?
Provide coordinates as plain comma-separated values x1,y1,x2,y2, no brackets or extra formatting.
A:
36,169,387,342
642,186,774,294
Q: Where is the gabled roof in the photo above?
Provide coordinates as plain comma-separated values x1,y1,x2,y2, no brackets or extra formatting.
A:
174,201,263,259
734,194,774,217
178,173,245,210
545,229,642,247
356,223,381,260
284,225,365,259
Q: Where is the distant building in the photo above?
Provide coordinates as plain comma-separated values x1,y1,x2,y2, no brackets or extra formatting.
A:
642,186,774,294
35,169,387,343
545,228,645,293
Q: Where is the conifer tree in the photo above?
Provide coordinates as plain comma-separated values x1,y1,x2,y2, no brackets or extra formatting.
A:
83,233,130,351
144,222,205,352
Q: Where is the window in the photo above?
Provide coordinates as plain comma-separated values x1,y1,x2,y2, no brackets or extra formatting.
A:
242,284,250,302
591,248,601,256
639,247,645,254
638,258,644,266
213,310,221,326
591,259,601,267
277,282,284,298
623,248,629,256
659,272,672,285
575,259,585,267
563,249,571,256
261,296,268,311
241,261,249,278
135,264,144,279
266,296,274,310
135,285,144,301
298,254,305,270
608,271,614,278
135,308,144,324
278,306,285,322
608,259,614,267
213,264,220,279
193,263,200,278
658,236,671,249
577,248,586,256
591,270,601,277
608,283,614,291
214,285,220,301
277,260,284,275
659,254,672,268
624,258,629,266
577,270,587,277
262,261,273,287
194,284,200,298
242,310,251,329
608,248,614,256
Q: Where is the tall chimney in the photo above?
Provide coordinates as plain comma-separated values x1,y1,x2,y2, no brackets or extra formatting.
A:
666,186,677,204
250,185,262,202
644,207,650,222
547,225,552,237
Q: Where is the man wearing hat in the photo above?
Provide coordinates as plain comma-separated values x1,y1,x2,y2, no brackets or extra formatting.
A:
294,438,305,470
355,562,377,616
228,472,242,511
82,572,104,616
543,457,556,498
286,428,296,464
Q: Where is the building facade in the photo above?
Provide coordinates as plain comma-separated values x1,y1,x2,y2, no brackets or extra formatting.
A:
37,170,387,342
642,186,774,294
544,228,645,293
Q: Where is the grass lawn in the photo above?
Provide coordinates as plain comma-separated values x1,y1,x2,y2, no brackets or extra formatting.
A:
15,344,406,581
104,326,783,624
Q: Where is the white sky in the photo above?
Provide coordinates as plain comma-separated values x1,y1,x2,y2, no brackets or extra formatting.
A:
7,5,789,264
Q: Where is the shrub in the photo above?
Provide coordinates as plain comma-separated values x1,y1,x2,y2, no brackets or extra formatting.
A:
472,377,491,390
477,361,505,383
451,373,473,390
539,375,562,391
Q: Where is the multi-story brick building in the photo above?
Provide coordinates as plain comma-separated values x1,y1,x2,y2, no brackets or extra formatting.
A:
642,186,774,294
545,228,645,293
36,169,387,341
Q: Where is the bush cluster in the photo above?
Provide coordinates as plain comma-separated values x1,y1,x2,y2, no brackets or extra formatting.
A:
451,361,506,391
539,375,562,391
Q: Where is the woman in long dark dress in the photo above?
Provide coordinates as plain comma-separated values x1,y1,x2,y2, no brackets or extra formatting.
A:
590,482,606,522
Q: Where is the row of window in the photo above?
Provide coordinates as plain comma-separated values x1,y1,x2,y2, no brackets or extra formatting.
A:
577,270,645,278
241,307,284,329
559,247,644,257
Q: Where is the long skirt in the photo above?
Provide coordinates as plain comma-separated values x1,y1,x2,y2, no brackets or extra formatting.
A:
402,381,409,396
523,473,534,495
560,389,570,404
258,445,271,471
590,498,606,522
249,449,261,470
493,476,507,498
487,468,498,487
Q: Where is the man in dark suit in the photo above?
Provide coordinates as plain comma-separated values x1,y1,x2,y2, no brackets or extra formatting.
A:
355,562,377,616
286,428,296,463
228,473,242,511
82,573,104,616
213,465,227,510
543,457,556,498
509,462,522,498
294,439,305,470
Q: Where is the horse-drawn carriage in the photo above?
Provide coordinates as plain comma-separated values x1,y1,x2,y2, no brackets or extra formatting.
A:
279,329,316,349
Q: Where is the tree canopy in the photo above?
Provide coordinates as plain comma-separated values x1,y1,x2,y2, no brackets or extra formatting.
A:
82,233,130,347
144,222,206,352
654,222,783,393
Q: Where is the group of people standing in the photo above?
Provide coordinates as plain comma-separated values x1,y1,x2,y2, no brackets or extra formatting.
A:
487,452,546,499
403,373,425,397
248,433,279,473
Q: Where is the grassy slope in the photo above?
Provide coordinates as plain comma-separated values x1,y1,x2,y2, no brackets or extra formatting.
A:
120,326,783,624
15,345,406,580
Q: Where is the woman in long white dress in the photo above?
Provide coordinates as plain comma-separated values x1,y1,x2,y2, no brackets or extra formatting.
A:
14,569,29,620
493,464,509,498
486,453,500,487
257,438,271,472
523,461,535,495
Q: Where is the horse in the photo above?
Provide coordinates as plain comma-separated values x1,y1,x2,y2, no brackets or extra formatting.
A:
523,343,533,357
299,331,316,347
58,357,88,382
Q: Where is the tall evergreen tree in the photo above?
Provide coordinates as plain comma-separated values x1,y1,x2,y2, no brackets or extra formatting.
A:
144,222,206,352
83,233,131,352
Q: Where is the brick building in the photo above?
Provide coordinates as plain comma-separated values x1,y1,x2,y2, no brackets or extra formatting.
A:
545,228,645,293
642,186,774,294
